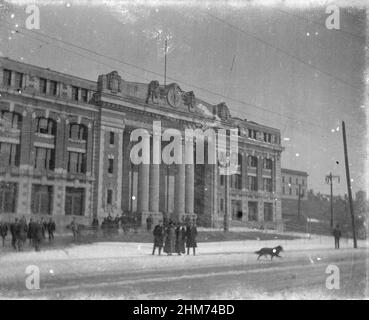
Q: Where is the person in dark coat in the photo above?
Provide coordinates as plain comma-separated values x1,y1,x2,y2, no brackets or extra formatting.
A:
47,218,56,242
186,222,198,255
16,217,28,251
27,218,34,246
175,224,186,255
333,224,342,249
0,222,8,247
40,218,47,240
32,220,43,252
163,221,175,255
146,214,153,232
10,218,18,250
152,221,164,255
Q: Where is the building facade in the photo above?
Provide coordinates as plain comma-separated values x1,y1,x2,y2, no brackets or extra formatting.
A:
0,58,283,229
281,168,308,200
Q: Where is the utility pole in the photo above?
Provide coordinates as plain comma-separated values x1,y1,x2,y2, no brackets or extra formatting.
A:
342,121,357,248
325,172,340,228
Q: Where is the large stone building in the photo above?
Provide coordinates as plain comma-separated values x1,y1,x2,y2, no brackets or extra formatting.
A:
0,57,284,229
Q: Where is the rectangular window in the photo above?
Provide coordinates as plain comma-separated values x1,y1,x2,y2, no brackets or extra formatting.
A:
282,186,285,194
108,158,114,174
31,184,53,215
49,80,57,96
235,174,242,190
14,72,23,88
0,182,17,213
109,132,115,145
264,203,273,222
296,188,299,196
220,175,224,186
289,177,292,183
282,176,285,183
65,187,84,216
39,78,47,94
296,178,298,184
248,202,258,221
67,152,86,174
263,178,273,192
248,156,258,168
264,159,273,170
263,132,267,142
3,69,11,86
302,179,305,186
81,88,88,102
72,86,79,101
248,176,258,191
107,189,113,205
0,142,20,167
289,187,292,195
34,147,55,170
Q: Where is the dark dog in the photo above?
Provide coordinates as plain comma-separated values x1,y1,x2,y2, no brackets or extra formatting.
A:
255,245,283,260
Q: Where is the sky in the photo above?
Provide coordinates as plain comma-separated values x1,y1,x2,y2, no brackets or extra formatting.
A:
0,0,367,196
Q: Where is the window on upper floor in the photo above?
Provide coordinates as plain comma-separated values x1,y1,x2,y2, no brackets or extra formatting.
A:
36,117,56,136
3,69,11,86
39,78,47,94
72,86,79,101
108,158,114,174
263,178,273,192
289,177,292,184
247,155,258,168
49,80,57,96
14,72,23,89
296,178,298,184
302,179,305,186
248,176,258,191
107,189,113,205
34,147,55,171
1,111,22,130
69,123,87,141
67,151,86,174
282,176,285,183
81,88,88,102
109,132,115,145
0,142,20,167
248,129,257,139
264,158,273,170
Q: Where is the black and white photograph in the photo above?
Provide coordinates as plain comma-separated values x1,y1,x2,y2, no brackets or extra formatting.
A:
0,0,368,302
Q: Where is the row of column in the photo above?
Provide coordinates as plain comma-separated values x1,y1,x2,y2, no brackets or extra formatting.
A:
136,162,194,218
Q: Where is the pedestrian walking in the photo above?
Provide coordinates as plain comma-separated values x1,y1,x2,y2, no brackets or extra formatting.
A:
47,218,56,242
10,218,18,250
175,224,186,255
333,224,341,249
146,214,153,232
27,218,34,246
186,222,198,256
152,221,164,255
32,220,43,252
0,221,8,247
16,217,28,251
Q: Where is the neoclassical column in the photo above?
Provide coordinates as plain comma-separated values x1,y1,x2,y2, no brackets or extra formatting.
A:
149,164,160,212
137,164,150,213
185,162,194,215
174,163,186,221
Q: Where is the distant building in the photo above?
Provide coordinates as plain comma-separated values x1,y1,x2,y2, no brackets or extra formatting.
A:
281,168,308,219
281,168,308,200
355,190,367,204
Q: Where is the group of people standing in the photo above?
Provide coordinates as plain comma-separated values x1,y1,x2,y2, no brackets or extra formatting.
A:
152,220,198,256
0,217,56,252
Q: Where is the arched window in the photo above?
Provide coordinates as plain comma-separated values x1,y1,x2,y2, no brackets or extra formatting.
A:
69,123,87,141
0,111,22,130
36,117,56,135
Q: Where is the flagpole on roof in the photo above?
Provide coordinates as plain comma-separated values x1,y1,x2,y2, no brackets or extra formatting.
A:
164,39,167,86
